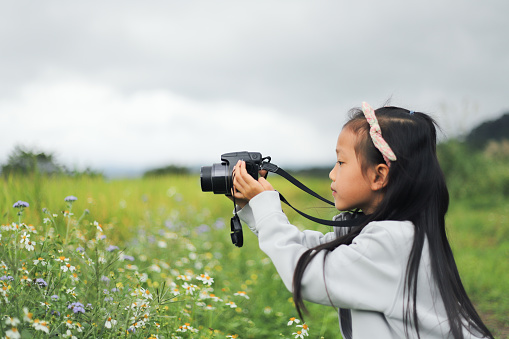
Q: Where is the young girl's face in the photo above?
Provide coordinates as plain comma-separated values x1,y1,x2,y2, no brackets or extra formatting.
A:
329,127,380,214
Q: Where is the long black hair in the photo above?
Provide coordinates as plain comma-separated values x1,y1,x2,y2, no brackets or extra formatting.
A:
292,106,493,338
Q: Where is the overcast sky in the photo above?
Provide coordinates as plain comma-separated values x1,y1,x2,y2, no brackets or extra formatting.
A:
1,0,508,176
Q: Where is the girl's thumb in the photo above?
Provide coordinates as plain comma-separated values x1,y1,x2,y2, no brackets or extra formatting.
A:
258,177,274,191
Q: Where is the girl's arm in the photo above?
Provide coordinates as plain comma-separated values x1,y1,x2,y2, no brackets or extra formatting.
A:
249,191,410,313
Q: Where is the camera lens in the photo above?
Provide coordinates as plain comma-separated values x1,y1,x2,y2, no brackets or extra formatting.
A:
200,163,231,194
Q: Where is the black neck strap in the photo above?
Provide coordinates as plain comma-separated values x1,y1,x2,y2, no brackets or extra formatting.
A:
260,162,369,227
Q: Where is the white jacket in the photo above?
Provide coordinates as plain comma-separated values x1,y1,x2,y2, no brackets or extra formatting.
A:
238,191,483,339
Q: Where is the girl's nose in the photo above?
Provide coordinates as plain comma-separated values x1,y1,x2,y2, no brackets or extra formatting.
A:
329,164,336,181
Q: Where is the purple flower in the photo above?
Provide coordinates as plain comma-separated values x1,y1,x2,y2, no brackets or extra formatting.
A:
64,196,78,202
86,303,92,309
104,296,114,302
76,246,85,253
51,295,59,300
101,275,110,283
35,278,48,287
122,255,135,262
0,275,14,281
106,245,119,252
195,224,210,234
68,302,85,314
13,200,29,208
50,310,61,317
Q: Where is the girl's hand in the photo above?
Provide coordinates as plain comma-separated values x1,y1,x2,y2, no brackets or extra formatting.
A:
232,160,274,208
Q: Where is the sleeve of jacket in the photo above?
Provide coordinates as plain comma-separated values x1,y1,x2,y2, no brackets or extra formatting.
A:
249,191,408,313
238,192,336,246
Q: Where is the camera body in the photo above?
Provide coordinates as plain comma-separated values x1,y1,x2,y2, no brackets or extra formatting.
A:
201,151,264,196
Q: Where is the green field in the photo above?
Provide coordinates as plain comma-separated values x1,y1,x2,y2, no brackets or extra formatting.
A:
1,174,508,338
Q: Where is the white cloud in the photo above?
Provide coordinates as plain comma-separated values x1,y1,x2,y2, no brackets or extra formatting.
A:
0,77,333,173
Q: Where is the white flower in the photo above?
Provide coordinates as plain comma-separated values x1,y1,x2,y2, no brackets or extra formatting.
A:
293,331,305,339
23,307,33,323
5,316,21,326
33,257,46,266
105,317,117,329
5,327,21,339
61,263,76,272
33,319,50,333
196,273,214,286
177,274,191,281
234,291,249,299
182,282,198,295
287,317,301,326
55,256,69,263
225,301,237,308
296,324,310,336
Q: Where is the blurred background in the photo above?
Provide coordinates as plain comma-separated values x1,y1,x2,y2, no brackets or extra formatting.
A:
0,0,508,177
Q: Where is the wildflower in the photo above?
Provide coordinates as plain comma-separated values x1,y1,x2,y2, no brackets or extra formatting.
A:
51,294,59,300
204,304,215,310
176,323,198,333
226,335,239,339
105,317,117,329
125,264,138,270
106,245,119,252
208,293,223,302
63,329,77,339
120,254,135,262
292,330,305,339
13,201,29,208
43,217,51,224
177,274,191,281
33,257,47,266
288,317,301,326
68,302,86,314
225,301,237,308
33,319,50,333
182,282,198,295
149,264,161,273
70,272,79,282
61,263,76,273
76,246,85,253
40,301,51,309
5,327,21,339
66,287,77,298
0,275,14,281
55,256,69,263
197,273,214,286
23,307,33,323
50,310,61,317
5,316,21,326
64,196,78,202
296,324,309,336
234,291,249,299
93,221,103,232
35,278,48,287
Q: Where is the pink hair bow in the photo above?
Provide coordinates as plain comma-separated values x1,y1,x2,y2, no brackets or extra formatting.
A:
361,102,397,167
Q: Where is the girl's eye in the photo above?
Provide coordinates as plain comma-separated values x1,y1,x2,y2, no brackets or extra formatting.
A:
337,161,344,166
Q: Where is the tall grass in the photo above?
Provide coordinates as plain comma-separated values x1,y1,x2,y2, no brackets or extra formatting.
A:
1,173,507,337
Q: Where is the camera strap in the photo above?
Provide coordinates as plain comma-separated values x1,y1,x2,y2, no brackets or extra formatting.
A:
260,162,368,227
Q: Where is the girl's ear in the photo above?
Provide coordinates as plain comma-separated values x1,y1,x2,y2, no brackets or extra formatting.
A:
370,164,389,191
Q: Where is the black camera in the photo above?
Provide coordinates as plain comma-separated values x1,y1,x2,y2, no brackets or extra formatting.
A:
200,151,266,196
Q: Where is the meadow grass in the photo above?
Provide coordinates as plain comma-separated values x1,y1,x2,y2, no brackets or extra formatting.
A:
0,174,507,338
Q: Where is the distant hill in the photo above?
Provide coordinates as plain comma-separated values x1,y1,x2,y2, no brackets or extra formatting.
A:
465,112,509,149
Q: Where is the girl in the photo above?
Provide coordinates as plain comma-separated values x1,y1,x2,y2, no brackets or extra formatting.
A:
231,103,493,339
